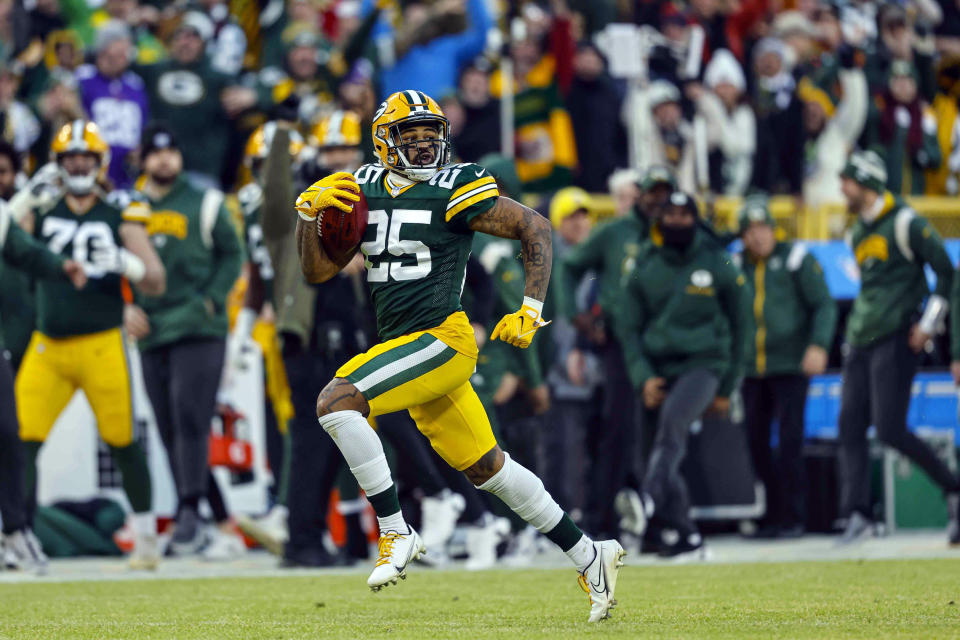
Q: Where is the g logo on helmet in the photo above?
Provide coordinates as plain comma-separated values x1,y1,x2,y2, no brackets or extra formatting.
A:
691,269,713,288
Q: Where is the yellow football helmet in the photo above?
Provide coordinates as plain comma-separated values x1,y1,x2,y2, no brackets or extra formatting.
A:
372,90,450,181
51,119,110,194
310,110,363,149
243,122,306,168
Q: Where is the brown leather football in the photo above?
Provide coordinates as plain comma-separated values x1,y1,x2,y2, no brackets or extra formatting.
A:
318,189,368,262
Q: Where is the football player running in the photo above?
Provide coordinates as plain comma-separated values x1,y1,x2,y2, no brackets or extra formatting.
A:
14,120,166,570
295,91,625,622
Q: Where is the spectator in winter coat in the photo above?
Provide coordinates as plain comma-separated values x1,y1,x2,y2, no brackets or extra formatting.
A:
628,80,696,193
750,37,803,195
76,21,149,189
566,41,626,193
692,48,755,196
864,59,941,195
453,63,500,163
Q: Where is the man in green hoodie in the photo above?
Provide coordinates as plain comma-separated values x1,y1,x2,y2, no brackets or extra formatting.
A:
0,199,86,574
558,165,675,538
616,191,750,558
123,125,243,553
736,196,837,538
836,149,960,545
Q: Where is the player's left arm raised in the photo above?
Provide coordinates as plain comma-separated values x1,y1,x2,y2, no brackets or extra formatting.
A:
468,196,553,348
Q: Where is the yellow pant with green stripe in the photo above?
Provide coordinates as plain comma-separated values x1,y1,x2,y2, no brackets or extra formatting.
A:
16,328,135,447
336,312,496,470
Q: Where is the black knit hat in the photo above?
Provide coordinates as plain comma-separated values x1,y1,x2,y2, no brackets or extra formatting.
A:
141,125,180,159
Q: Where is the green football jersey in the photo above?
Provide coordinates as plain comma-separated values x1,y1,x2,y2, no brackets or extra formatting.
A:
33,196,147,338
354,162,500,340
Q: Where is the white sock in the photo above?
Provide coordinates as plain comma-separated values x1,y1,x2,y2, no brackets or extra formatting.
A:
565,534,596,572
477,451,563,533
377,512,408,534
319,410,393,495
131,512,155,537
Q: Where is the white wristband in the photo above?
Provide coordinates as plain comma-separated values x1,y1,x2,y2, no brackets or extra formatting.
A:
234,307,257,339
522,296,544,316
120,248,146,283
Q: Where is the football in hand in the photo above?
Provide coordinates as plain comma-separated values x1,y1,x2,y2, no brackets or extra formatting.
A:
318,188,368,262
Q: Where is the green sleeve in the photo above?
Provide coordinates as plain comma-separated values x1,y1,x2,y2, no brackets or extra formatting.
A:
201,205,244,312
613,269,654,390
558,223,609,318
910,216,953,300
717,261,751,397
797,253,837,350
919,122,941,171
1,222,65,280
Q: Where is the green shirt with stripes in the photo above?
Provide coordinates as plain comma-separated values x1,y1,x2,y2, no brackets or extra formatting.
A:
353,162,499,341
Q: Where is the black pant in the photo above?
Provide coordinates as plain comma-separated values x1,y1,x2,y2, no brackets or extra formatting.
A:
0,356,26,534
743,375,809,528
141,338,225,505
283,347,343,553
585,337,641,536
642,368,718,534
838,329,960,518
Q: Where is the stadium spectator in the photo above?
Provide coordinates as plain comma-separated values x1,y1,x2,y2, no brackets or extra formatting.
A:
630,81,696,193
566,41,625,193
607,168,641,218
136,11,235,189
76,20,149,189
797,61,868,207
559,166,675,539
866,4,937,102
0,62,42,158
124,125,243,554
750,37,803,196
543,187,597,521
863,59,941,195
367,0,492,100
736,196,837,539
692,48,755,196
453,63,500,163
192,0,247,76
616,191,750,558
87,0,166,65
836,149,960,545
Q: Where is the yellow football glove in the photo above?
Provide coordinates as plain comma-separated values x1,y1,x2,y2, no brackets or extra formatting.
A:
491,297,551,349
294,171,360,221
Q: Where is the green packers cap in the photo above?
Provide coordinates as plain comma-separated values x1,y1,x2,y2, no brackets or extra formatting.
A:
840,149,887,193
738,195,774,233
639,165,677,191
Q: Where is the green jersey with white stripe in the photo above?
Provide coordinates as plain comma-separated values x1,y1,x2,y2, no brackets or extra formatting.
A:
354,162,500,341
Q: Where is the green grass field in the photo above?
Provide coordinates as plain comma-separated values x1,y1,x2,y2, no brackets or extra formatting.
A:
1,559,959,639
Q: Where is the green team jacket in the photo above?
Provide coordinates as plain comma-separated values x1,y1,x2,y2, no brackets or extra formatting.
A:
615,229,751,397
736,242,837,377
135,176,244,351
558,212,649,321
0,212,65,351
846,192,953,348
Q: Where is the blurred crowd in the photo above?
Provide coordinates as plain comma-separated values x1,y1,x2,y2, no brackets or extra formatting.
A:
1,0,960,571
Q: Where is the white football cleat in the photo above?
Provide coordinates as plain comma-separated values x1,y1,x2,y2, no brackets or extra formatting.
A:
367,527,425,591
235,505,288,556
578,539,627,623
128,534,160,571
419,490,465,564
464,515,510,571
202,527,247,561
4,529,48,575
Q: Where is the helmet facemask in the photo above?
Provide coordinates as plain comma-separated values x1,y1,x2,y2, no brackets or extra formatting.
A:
57,152,101,195
383,115,450,181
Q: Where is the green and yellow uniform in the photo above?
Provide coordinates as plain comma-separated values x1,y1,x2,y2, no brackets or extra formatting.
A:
737,242,837,377
334,162,500,470
846,192,954,348
16,196,150,447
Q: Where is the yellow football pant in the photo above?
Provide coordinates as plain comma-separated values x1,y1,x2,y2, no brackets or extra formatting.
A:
335,312,496,471
16,328,135,447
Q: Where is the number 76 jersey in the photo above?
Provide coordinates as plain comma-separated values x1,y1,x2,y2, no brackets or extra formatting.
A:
353,162,499,342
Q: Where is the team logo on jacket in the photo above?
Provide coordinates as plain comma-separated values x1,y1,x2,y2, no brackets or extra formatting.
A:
691,269,713,288
157,71,205,105
854,234,888,266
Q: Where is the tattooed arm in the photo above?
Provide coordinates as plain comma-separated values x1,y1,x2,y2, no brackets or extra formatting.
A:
468,196,552,302
295,217,357,284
